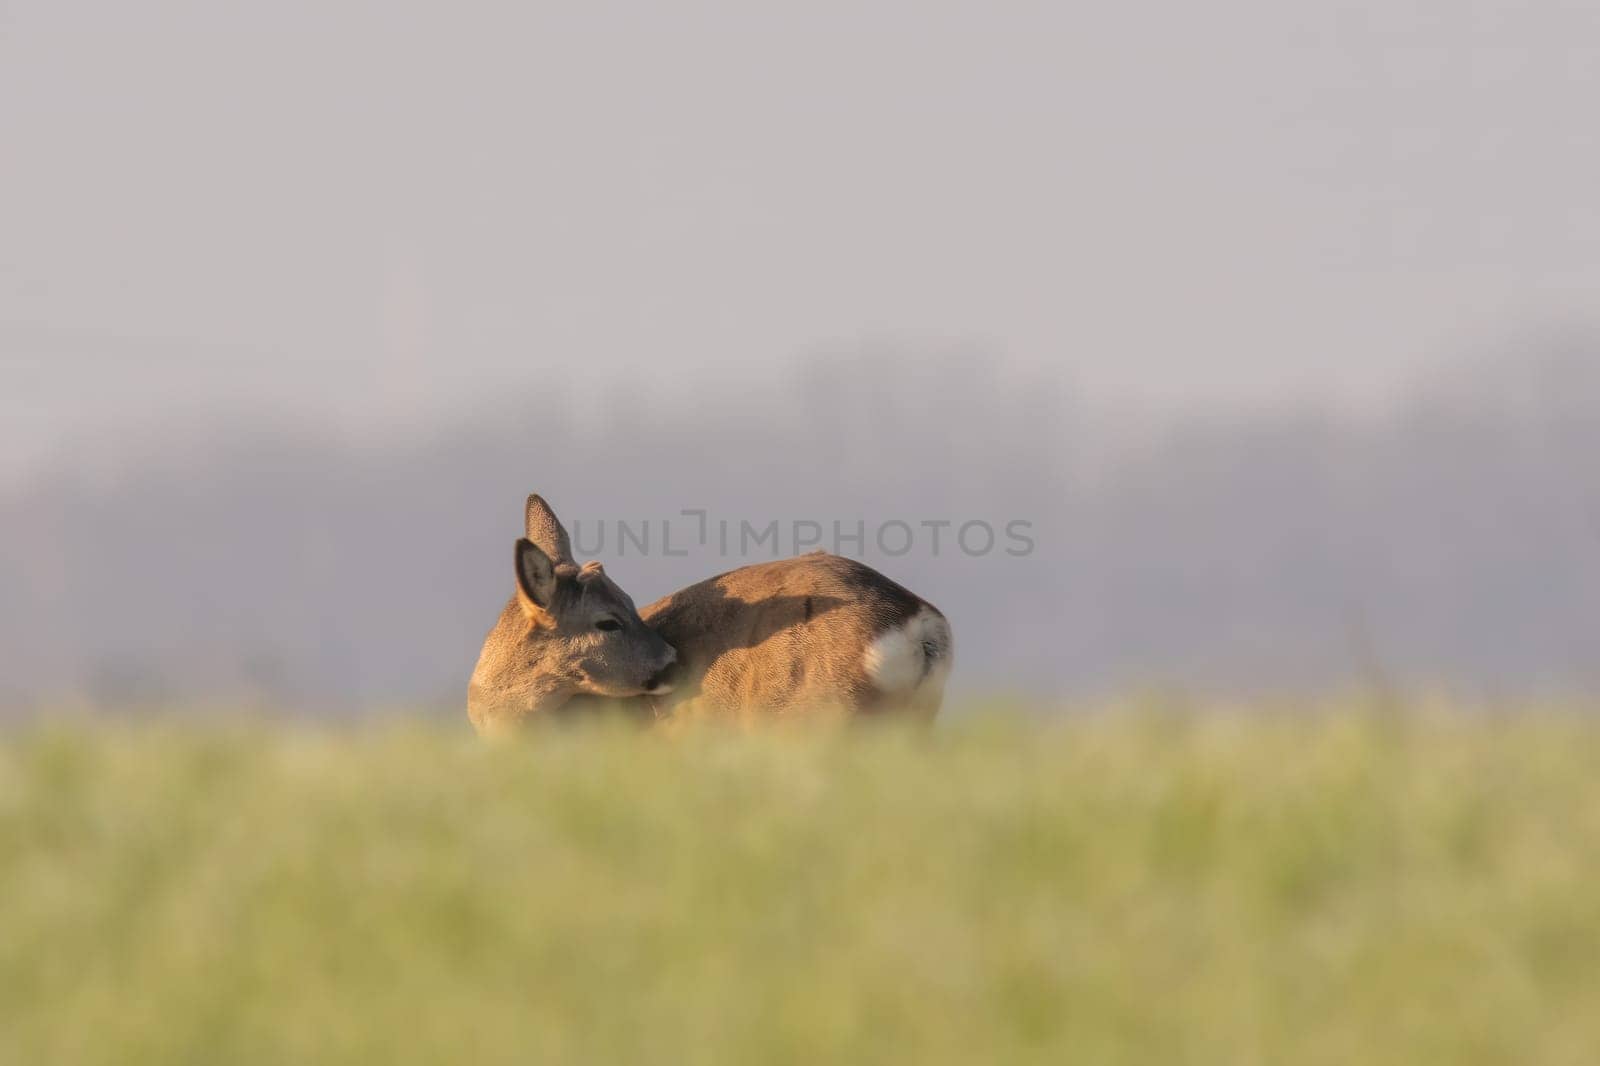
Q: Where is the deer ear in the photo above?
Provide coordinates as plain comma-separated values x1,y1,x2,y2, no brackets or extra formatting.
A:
514,538,558,617
525,494,575,566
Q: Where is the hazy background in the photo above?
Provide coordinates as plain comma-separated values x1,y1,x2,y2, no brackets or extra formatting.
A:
3,1,1597,714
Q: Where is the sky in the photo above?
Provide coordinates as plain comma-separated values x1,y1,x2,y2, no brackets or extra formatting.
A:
2,1,1599,710
4,0,1600,480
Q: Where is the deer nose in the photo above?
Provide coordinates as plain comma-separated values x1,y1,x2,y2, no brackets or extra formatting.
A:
643,649,678,695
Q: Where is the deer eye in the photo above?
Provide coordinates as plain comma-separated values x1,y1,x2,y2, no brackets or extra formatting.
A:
595,618,623,632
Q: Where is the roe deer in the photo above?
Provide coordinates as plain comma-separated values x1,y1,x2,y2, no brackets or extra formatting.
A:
468,495,953,732
467,495,678,734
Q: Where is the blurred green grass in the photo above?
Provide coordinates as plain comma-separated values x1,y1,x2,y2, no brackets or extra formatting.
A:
3,708,1599,1065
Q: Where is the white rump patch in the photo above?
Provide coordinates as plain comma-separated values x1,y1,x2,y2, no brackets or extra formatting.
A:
863,608,953,693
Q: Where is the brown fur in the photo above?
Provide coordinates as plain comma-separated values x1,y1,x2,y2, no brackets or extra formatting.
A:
640,552,948,722
469,497,953,733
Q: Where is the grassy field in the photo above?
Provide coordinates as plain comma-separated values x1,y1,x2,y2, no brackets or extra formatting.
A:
3,707,1599,1065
